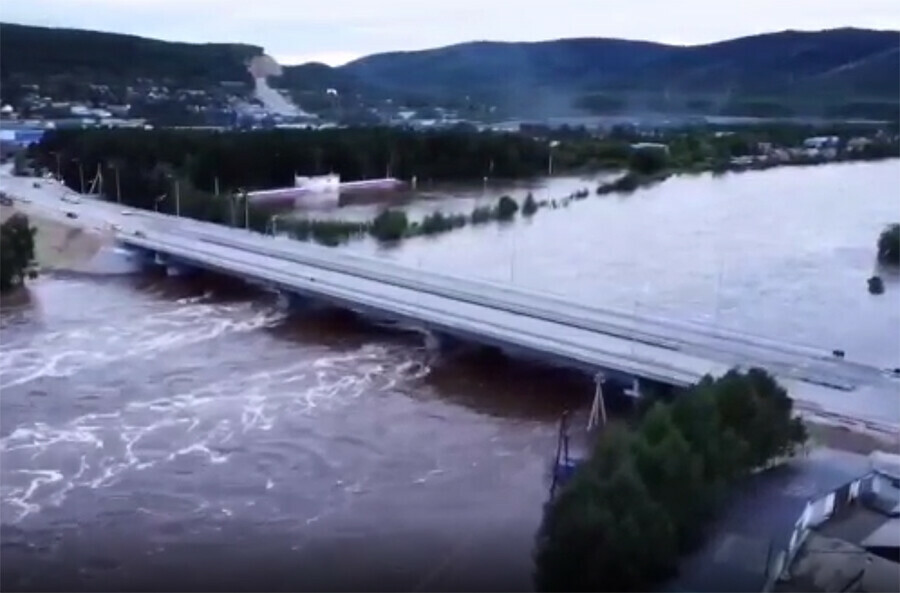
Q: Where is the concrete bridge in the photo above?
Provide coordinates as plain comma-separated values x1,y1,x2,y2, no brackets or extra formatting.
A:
4,171,898,431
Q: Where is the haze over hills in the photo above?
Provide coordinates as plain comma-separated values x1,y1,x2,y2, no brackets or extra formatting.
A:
1,22,898,121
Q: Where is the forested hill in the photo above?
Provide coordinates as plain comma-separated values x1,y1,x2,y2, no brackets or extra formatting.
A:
338,28,900,118
0,23,262,101
2,22,898,119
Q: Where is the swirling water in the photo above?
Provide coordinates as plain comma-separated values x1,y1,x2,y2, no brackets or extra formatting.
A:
2,161,899,591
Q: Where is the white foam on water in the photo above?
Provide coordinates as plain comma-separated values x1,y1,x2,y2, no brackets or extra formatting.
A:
0,302,286,390
2,277,434,523
1,340,431,524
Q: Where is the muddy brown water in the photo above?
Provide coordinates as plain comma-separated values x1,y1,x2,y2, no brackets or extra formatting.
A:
2,161,898,591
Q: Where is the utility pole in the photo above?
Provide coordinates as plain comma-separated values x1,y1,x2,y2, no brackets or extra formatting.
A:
53,152,61,181
509,227,516,283
214,176,220,197
114,164,121,203
175,179,181,217
75,159,85,195
244,190,249,230
548,140,560,176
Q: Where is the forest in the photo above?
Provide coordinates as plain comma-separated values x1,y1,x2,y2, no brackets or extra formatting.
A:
31,128,554,211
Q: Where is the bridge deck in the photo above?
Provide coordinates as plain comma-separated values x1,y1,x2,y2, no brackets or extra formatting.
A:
3,170,898,432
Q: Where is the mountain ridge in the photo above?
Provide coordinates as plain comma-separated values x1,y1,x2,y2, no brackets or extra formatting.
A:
1,22,897,120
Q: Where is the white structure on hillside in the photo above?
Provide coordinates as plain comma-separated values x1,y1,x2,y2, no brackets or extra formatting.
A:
247,54,311,118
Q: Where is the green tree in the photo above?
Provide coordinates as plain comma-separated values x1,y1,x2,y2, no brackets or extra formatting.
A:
470,205,493,224
633,405,707,543
0,213,36,292
535,429,678,592
496,195,519,220
628,147,669,175
712,368,807,467
877,224,900,265
671,388,749,490
370,209,408,241
522,192,538,216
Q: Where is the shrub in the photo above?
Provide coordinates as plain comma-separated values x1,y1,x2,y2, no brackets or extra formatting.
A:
877,224,900,265
628,146,669,175
370,209,409,241
0,213,37,292
522,192,538,216
470,205,493,224
868,275,885,295
418,210,467,235
496,195,519,220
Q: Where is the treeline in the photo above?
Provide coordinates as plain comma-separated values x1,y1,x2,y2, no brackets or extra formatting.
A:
534,368,808,591
0,213,37,293
279,194,528,245
30,128,553,210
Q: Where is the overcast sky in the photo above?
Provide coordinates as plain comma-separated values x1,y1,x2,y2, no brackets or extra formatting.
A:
4,0,899,66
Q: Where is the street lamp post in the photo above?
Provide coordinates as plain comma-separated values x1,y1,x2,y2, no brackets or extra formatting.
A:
548,140,560,176
74,159,85,194
50,152,61,181
111,163,122,203
175,179,181,217
244,191,250,230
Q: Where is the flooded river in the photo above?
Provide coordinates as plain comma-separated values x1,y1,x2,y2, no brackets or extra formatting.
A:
1,160,898,591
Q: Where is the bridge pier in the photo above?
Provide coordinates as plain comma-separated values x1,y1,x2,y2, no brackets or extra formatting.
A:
166,262,198,278
424,330,464,354
115,244,158,271
276,290,318,312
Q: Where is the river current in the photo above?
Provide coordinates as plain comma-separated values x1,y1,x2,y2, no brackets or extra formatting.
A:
1,161,898,591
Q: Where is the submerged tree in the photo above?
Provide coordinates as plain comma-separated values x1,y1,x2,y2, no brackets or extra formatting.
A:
627,146,669,175
877,224,900,265
370,209,409,242
496,195,519,220
0,213,36,292
522,192,538,216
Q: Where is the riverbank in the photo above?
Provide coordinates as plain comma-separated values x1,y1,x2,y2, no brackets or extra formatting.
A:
0,203,108,274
